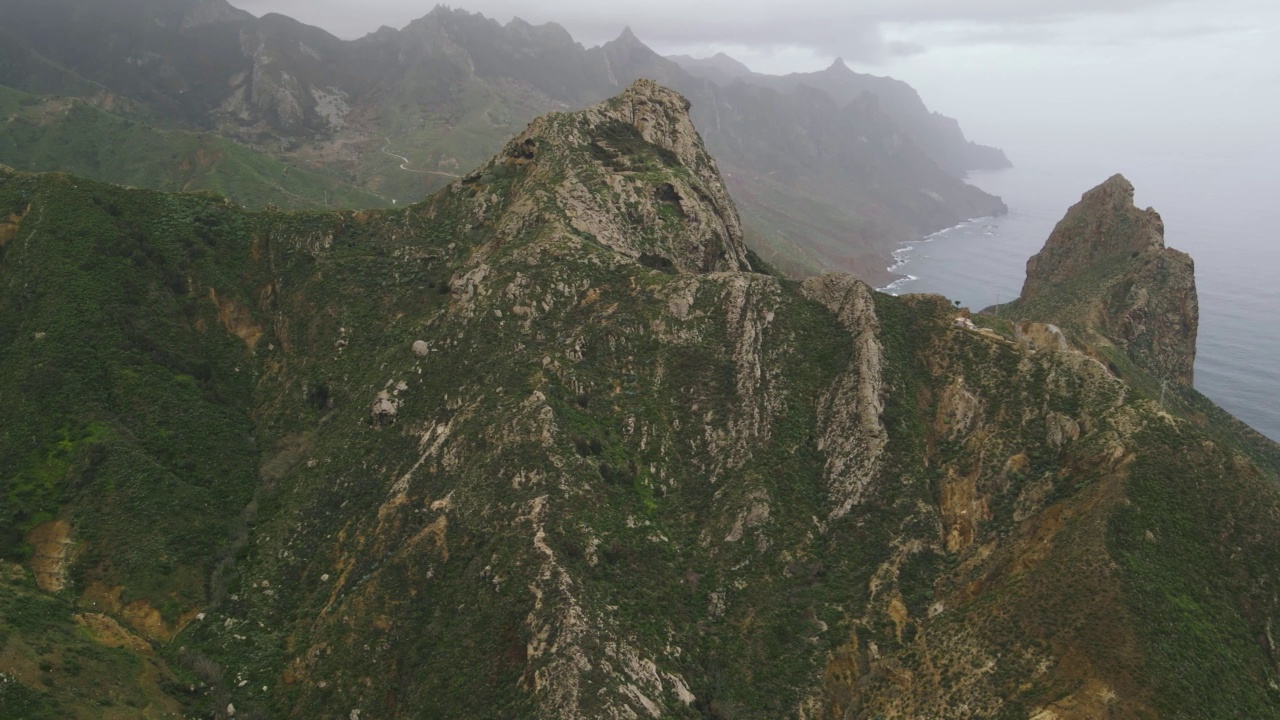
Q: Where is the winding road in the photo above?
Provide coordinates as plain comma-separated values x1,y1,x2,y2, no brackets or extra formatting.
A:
380,138,461,179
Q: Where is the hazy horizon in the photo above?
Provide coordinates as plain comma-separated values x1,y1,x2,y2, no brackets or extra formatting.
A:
230,0,1279,156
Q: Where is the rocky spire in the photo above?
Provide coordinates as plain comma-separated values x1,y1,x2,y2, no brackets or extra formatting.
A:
473,79,752,274
1021,174,1165,300
1015,174,1198,386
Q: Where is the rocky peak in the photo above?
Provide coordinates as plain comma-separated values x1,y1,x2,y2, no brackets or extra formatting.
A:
470,80,752,274
1013,174,1198,386
425,4,463,20
603,25,662,63
594,80,698,167
1021,173,1166,300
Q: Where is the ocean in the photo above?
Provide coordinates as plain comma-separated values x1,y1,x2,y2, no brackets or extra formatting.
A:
882,146,1280,442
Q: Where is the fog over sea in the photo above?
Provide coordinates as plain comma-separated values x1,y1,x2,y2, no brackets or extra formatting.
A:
881,143,1280,441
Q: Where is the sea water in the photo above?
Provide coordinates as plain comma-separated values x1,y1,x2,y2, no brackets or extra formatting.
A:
882,147,1280,441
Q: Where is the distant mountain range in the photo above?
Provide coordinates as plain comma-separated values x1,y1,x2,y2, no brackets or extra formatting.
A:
669,53,1010,177
0,0,1009,281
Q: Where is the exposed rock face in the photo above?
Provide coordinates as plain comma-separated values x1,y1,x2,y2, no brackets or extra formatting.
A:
1015,174,1198,385
800,274,887,519
1102,245,1198,386
466,79,752,276
4,86,1280,720
27,520,73,592
586,80,750,274
1022,176,1163,296
369,391,398,425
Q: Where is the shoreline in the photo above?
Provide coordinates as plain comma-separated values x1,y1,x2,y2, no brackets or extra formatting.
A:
875,216,996,294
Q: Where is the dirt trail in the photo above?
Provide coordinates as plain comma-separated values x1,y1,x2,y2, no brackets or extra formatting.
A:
380,138,460,179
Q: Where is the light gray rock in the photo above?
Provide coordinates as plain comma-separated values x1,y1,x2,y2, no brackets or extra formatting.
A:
370,391,398,426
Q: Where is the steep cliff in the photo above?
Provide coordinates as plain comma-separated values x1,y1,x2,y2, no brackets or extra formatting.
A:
675,55,1013,176
1010,174,1199,386
1,83,1278,720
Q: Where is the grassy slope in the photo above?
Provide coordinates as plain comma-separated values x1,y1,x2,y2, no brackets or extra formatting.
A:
0,86,389,211
728,172,888,281
342,76,547,204
0,31,107,100
1,117,1279,718
0,168,280,716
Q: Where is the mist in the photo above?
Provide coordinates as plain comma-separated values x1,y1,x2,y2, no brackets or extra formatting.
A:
231,0,1279,156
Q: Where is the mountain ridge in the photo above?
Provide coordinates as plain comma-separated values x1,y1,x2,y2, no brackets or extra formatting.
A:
670,50,1013,176
0,0,1006,283
0,79,1278,719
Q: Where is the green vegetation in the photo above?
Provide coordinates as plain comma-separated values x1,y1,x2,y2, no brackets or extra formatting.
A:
0,85,388,211
0,169,263,614
1111,427,1280,717
0,82,1277,720
0,0,1009,279
0,562,185,718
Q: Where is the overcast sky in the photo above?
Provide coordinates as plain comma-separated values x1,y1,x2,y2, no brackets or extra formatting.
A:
230,0,1280,157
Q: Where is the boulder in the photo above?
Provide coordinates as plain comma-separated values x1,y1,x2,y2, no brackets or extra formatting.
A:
370,391,398,426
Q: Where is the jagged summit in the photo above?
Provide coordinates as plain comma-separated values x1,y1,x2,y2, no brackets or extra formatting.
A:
462,79,751,274
1022,173,1165,299
426,3,463,18
827,57,849,71
1008,174,1198,386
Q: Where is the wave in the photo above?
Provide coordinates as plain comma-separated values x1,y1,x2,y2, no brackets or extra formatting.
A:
876,275,918,294
923,215,992,241
886,246,916,273
880,215,1000,288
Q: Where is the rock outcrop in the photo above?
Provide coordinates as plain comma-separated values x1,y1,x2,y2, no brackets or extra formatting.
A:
3,87,1279,720
800,274,887,519
470,79,753,276
1013,174,1198,385
26,520,73,592
1021,175,1166,298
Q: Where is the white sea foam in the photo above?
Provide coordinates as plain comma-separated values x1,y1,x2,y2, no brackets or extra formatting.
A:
876,275,918,295
923,216,989,242
879,217,992,291
886,245,916,273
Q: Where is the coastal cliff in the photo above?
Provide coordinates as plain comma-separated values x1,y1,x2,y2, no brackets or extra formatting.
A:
1012,174,1199,386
